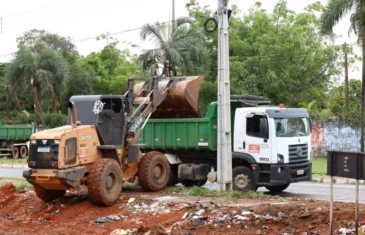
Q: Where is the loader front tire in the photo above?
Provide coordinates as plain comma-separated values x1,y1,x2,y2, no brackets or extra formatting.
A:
34,186,65,202
87,159,122,206
138,151,171,192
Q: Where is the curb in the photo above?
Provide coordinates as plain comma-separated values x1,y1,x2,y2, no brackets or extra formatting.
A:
0,164,28,169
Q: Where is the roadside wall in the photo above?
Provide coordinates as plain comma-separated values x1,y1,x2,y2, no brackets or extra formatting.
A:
311,120,361,157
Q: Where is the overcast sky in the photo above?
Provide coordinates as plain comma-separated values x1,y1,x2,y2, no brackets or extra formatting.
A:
0,0,360,79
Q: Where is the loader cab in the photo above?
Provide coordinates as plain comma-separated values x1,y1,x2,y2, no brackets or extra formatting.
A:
68,95,126,146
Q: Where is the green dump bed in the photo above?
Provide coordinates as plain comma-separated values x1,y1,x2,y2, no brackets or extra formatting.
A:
138,101,243,151
0,122,33,141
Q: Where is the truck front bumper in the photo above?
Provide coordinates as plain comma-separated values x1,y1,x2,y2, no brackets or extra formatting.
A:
255,161,312,187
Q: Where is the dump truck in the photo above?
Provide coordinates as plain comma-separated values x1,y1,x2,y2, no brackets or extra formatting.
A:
23,75,203,206
137,96,312,192
0,121,33,159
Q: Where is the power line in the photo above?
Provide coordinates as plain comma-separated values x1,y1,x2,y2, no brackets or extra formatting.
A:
1,0,70,19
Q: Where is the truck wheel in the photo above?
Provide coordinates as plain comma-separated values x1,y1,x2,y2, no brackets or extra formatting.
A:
20,146,28,158
87,159,123,206
12,147,19,159
265,184,289,193
232,166,257,192
34,186,65,202
181,180,207,188
138,151,171,192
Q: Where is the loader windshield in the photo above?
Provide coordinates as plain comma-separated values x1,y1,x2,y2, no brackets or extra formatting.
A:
274,117,309,137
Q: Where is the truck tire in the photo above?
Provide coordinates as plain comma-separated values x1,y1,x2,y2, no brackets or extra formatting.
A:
181,180,207,188
138,151,171,192
232,166,257,192
87,159,123,206
12,147,19,159
265,184,289,193
34,186,65,202
20,146,28,159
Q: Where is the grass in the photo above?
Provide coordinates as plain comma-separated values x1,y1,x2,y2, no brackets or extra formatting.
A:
165,186,184,194
0,176,25,181
188,186,276,198
0,158,27,164
312,157,327,174
0,177,33,192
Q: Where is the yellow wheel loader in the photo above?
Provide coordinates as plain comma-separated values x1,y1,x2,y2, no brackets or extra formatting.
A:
23,75,203,206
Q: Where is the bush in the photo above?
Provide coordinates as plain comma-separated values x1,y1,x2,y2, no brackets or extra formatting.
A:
44,112,67,128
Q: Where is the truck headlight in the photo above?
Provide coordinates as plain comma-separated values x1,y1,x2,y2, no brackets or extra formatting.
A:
277,154,284,164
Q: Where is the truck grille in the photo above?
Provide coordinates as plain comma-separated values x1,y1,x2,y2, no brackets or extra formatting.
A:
288,144,308,164
28,139,59,169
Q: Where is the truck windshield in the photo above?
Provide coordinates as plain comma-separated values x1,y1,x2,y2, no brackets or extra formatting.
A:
274,117,309,137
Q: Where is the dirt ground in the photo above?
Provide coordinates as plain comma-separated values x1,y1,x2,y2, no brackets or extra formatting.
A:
0,182,364,235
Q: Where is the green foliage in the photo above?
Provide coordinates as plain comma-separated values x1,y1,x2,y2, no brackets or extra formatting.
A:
198,81,217,115
187,0,340,107
139,17,205,76
16,29,79,64
44,112,67,128
329,79,362,127
79,42,147,95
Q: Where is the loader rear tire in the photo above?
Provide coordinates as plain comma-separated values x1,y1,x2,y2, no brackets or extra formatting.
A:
138,151,171,192
87,159,123,206
34,186,65,202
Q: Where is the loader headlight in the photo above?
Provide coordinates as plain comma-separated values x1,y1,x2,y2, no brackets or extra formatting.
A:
54,139,60,145
277,154,284,164
30,139,36,144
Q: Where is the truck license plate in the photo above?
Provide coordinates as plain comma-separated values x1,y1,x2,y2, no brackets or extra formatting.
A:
297,169,304,175
37,147,50,152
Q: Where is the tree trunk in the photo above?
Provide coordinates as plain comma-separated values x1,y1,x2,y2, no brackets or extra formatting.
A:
11,81,21,109
31,75,44,127
361,39,365,152
51,88,57,113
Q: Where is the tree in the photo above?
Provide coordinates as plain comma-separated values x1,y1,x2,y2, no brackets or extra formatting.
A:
321,0,365,151
186,1,341,110
78,42,147,96
139,17,205,76
16,29,79,64
7,45,67,126
329,79,362,126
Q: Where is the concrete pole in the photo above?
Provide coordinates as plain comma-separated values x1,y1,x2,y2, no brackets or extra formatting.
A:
217,0,232,192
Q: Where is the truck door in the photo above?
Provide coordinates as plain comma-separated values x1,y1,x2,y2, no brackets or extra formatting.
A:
240,113,271,163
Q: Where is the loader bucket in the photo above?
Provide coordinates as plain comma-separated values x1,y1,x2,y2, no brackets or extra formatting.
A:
133,75,203,118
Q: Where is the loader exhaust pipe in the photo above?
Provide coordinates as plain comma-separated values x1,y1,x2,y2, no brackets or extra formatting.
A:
68,102,77,128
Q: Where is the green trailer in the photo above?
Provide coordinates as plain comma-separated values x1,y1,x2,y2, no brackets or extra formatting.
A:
0,121,33,159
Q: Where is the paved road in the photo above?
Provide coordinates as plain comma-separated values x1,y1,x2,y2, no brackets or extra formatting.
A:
0,168,26,177
1,168,364,203
203,181,365,203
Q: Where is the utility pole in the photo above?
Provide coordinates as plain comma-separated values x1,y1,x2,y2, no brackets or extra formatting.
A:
1,18,2,34
344,43,349,106
217,0,232,192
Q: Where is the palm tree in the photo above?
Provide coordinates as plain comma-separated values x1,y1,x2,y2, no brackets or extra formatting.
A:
139,17,204,76
7,46,67,126
321,0,365,151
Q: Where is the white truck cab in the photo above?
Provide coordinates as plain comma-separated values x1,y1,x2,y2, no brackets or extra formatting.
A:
232,106,312,192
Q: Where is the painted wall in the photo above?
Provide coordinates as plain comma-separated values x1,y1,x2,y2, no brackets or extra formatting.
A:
311,120,361,157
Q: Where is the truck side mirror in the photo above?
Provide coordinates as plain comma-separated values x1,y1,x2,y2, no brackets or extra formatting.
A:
259,118,268,141
308,118,312,133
